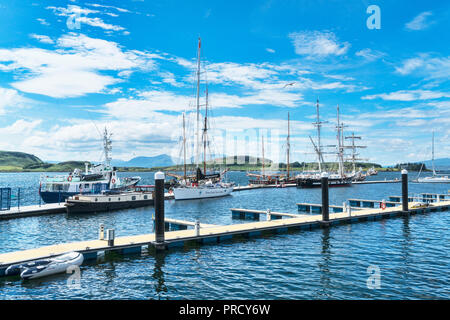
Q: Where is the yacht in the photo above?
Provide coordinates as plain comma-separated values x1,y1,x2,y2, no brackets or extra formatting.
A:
171,38,234,200
417,132,450,183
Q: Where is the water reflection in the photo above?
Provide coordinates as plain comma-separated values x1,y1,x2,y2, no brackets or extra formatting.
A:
318,227,332,298
152,251,168,299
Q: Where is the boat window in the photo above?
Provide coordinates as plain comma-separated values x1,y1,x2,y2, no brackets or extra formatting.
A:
109,198,111,202
118,198,120,201
132,196,136,200
85,184,90,188
144,195,147,200
95,198,98,202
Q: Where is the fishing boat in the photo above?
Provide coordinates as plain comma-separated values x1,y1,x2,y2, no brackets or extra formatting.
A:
39,128,140,203
6,251,83,280
171,38,234,200
417,132,450,183
65,185,155,214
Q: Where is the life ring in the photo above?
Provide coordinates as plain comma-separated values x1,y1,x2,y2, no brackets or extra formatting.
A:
67,176,72,182
380,202,386,210
111,178,116,184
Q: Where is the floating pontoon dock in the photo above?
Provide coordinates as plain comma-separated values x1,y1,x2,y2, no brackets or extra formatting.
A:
0,193,175,220
2,198,449,277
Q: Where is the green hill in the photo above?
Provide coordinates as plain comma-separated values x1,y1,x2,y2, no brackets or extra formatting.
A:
0,151,92,172
0,151,44,170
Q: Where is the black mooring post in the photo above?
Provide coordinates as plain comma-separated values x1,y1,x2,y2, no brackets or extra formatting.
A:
321,172,329,222
154,171,165,245
401,169,408,212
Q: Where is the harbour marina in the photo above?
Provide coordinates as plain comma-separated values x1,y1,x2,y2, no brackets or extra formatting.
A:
1,171,449,281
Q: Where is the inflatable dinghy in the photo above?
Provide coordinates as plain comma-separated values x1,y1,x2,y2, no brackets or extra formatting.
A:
6,252,84,280
5,259,52,276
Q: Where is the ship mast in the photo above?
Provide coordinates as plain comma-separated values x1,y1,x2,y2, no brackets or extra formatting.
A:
182,112,187,181
262,135,265,178
312,98,325,172
432,131,436,176
336,105,345,177
287,112,290,179
344,132,367,173
203,85,209,174
195,37,202,170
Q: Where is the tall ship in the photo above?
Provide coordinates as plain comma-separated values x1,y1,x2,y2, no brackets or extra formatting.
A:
169,38,234,200
295,101,358,188
417,132,450,183
39,128,141,203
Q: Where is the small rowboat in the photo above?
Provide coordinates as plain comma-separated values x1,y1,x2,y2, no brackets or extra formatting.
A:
5,252,84,280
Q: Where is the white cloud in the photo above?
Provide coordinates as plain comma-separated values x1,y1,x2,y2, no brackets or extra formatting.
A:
86,3,131,13
405,11,434,31
395,54,450,81
266,48,275,53
0,88,31,114
0,119,42,134
288,31,350,58
0,33,156,98
158,71,183,87
46,5,125,32
355,48,385,61
36,18,50,26
29,34,54,44
76,16,124,31
362,89,450,101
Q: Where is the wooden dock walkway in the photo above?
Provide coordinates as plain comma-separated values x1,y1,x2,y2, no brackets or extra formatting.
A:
352,179,400,184
232,183,297,191
0,203,66,220
2,199,449,276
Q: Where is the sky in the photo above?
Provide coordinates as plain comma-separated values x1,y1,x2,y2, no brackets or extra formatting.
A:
0,0,449,166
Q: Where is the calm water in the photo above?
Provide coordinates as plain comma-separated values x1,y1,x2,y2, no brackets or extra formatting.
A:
0,171,449,299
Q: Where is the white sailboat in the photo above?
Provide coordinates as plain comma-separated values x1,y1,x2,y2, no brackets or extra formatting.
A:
172,38,234,200
417,132,450,183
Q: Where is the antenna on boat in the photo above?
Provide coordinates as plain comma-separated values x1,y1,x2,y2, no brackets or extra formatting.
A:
103,127,112,168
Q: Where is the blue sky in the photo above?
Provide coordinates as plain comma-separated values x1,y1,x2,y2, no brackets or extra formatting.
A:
0,0,448,166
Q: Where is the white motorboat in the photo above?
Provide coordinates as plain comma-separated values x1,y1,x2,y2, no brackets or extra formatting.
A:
173,182,234,200
5,252,84,280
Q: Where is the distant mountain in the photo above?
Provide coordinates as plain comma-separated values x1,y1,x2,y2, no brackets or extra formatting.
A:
423,158,450,170
111,154,176,168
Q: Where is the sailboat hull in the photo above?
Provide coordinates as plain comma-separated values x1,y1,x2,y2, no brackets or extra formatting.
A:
173,186,234,200
417,177,450,183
